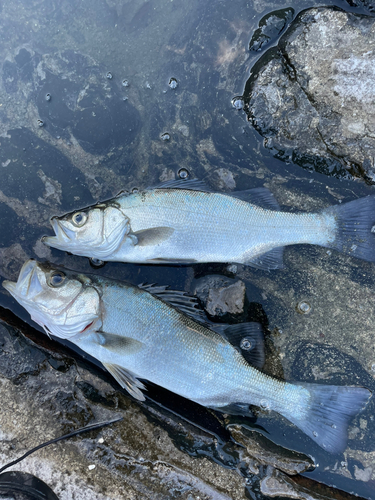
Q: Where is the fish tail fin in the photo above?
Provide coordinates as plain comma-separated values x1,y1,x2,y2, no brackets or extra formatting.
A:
323,195,375,262
285,383,371,453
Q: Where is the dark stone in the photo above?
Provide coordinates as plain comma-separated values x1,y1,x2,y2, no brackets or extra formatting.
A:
249,8,295,52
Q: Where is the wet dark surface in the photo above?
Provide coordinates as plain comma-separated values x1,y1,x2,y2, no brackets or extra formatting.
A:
0,0,375,499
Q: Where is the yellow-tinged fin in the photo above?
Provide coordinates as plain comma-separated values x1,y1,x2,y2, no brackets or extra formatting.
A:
103,362,146,401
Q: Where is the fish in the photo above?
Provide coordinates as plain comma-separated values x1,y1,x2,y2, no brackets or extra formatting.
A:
3,259,371,453
42,179,375,270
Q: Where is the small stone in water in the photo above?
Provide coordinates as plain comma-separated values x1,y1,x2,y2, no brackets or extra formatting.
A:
106,71,113,80
132,187,139,194
37,119,44,127
227,264,237,274
122,79,129,87
169,77,178,89
45,93,51,101
371,225,375,233
88,464,96,470
178,167,189,179
161,132,170,141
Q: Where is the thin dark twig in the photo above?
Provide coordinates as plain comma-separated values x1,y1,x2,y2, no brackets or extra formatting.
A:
0,416,123,474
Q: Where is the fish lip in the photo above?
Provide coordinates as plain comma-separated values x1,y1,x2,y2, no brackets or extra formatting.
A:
43,218,73,248
3,260,38,299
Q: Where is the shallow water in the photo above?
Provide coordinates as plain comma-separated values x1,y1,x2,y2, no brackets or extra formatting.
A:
0,0,375,498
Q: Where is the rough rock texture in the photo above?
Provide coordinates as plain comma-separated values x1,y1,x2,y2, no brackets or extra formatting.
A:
194,276,247,318
244,7,375,182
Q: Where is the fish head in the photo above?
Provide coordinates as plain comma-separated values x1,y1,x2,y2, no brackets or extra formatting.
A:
3,260,101,340
43,202,131,260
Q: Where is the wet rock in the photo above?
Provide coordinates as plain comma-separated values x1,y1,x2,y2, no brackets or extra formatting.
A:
0,322,248,500
229,425,313,475
345,0,375,12
249,8,294,52
210,168,236,191
194,276,246,317
244,7,375,182
260,466,327,499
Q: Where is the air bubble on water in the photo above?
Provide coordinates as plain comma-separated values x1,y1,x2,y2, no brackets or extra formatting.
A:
89,258,105,268
326,250,332,256
45,93,51,101
312,431,318,437
296,300,311,314
240,337,253,351
371,225,375,233
37,119,44,127
351,244,357,252
331,423,337,429
161,132,170,141
106,72,113,80
123,96,128,101
260,399,270,410
132,187,139,194
178,168,189,179
122,79,129,87
168,77,178,89
231,96,244,110
146,82,152,89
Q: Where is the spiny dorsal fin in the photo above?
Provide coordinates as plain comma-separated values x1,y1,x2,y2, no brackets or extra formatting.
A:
138,283,207,322
103,362,146,401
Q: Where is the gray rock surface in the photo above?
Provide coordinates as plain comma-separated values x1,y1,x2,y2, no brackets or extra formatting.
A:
194,276,246,317
244,7,375,181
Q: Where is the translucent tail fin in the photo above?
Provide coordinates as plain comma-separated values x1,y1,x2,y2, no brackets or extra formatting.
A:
285,383,371,453
323,195,375,262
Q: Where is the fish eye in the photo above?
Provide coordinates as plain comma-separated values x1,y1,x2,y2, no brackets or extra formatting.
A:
71,211,87,227
47,271,66,287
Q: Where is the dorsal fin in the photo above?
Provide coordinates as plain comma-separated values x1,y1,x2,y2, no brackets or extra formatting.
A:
230,187,280,210
148,178,212,192
138,283,207,321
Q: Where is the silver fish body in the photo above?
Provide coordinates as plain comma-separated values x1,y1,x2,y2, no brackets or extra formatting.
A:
3,260,371,453
43,180,375,268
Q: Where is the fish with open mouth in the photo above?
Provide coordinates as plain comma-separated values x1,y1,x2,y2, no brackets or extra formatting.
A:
3,259,371,453
42,179,375,269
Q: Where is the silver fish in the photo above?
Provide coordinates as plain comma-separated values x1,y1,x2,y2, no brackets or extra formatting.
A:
3,260,371,453
42,179,375,269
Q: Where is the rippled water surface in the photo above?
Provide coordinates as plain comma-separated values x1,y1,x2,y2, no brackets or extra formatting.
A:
0,1,374,499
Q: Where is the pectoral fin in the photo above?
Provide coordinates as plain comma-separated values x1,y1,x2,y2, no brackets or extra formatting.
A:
103,362,146,401
97,332,144,355
133,227,174,247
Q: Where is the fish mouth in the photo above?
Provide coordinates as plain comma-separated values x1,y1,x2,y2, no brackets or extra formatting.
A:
3,260,41,300
42,218,75,249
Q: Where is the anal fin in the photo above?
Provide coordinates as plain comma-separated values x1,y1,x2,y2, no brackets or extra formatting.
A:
103,362,146,401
